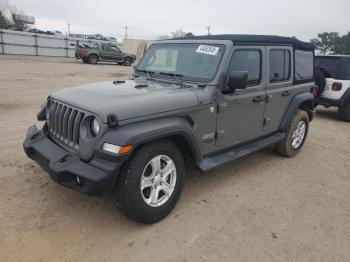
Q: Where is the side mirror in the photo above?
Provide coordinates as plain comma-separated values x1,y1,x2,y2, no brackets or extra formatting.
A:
226,71,248,91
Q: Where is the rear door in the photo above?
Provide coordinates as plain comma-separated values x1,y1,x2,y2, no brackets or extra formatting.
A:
216,46,266,148
264,46,294,134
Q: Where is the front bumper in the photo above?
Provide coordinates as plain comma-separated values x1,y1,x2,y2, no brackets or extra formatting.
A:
23,125,123,195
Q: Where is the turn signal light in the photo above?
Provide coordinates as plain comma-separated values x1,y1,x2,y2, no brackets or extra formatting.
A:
102,143,133,155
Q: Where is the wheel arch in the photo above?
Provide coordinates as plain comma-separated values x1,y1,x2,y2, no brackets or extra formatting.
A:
279,92,315,131
98,117,202,164
299,99,314,121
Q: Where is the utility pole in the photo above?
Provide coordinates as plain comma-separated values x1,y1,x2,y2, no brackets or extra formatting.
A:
206,25,211,35
67,23,71,35
124,25,128,39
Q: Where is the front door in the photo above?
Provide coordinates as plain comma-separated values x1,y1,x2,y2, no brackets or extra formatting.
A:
100,44,119,60
110,45,123,61
216,46,266,149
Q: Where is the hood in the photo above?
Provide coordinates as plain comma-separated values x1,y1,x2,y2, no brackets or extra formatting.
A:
50,80,199,122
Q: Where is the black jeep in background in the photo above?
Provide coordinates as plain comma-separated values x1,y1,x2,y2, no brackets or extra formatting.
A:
75,42,136,66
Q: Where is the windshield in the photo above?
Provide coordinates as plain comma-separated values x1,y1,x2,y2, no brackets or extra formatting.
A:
136,43,225,82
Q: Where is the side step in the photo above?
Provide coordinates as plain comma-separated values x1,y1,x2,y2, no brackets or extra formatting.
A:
198,132,286,171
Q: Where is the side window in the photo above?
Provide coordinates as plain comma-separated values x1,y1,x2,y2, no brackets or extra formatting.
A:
229,50,261,86
102,45,110,51
295,50,314,81
270,50,290,82
110,45,121,52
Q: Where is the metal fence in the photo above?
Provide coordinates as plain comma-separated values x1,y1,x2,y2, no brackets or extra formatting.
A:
0,29,121,58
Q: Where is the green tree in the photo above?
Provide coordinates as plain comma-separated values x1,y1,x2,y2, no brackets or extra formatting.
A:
311,32,340,54
333,32,350,55
185,32,194,38
0,11,9,28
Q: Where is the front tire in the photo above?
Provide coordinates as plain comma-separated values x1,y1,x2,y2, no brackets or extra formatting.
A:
116,140,185,224
276,110,309,157
339,99,350,122
124,57,132,66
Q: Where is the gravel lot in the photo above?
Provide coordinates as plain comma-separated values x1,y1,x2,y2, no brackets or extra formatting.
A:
0,55,349,262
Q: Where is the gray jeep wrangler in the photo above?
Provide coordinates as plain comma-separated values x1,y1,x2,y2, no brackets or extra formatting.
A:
24,35,316,224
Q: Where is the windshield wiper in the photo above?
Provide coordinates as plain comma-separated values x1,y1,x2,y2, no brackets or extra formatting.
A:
158,72,184,87
135,69,155,80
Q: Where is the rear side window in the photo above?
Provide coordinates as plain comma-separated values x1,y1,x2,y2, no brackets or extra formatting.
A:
229,50,261,85
295,50,314,81
102,45,110,51
270,50,290,82
315,57,341,78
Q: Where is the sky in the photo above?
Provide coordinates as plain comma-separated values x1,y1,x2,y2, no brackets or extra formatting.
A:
4,0,350,42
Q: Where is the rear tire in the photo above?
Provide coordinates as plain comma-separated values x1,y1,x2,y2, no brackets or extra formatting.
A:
88,54,98,64
276,110,309,157
116,140,185,224
339,99,350,122
314,68,326,98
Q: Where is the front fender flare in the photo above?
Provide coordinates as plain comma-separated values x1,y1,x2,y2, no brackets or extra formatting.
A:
96,117,202,163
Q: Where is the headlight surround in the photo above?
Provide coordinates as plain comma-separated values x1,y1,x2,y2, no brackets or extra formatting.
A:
46,101,50,120
91,117,100,136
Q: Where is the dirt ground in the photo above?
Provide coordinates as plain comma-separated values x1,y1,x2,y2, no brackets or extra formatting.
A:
0,55,349,262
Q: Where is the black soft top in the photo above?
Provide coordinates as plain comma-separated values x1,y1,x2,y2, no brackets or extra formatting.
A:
177,34,315,51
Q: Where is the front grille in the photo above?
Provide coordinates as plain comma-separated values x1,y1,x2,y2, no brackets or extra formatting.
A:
47,99,85,150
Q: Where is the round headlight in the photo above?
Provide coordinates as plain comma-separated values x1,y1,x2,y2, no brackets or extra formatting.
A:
91,118,100,135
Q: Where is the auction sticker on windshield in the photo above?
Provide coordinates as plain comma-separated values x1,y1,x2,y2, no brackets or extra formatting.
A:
196,45,219,56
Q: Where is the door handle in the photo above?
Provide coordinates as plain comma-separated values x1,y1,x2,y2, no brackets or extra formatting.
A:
281,91,292,97
253,96,265,103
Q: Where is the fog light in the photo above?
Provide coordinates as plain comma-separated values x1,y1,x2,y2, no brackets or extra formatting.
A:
76,176,81,185
102,143,133,155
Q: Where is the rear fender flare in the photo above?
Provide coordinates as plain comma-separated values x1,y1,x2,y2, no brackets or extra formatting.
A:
279,92,315,131
341,88,350,106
